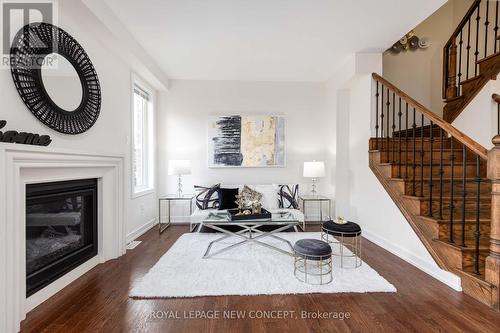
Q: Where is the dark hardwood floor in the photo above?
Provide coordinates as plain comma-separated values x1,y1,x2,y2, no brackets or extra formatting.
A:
21,225,500,333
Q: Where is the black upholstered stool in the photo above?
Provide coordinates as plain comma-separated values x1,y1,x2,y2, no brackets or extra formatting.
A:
293,239,332,285
321,220,362,268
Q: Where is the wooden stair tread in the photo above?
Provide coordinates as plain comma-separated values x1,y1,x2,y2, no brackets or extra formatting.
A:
402,194,491,202
459,75,482,86
433,238,489,252
418,215,491,224
476,51,500,65
456,269,493,287
379,162,484,167
387,177,490,180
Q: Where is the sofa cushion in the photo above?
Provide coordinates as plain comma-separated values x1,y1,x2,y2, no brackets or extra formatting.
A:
239,185,263,208
277,184,299,209
194,184,220,210
254,184,279,210
218,187,239,210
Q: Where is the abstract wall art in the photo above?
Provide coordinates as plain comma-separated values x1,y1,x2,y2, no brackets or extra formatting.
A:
208,115,285,168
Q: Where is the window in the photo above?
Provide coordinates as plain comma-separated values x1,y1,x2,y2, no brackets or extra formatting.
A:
132,78,154,196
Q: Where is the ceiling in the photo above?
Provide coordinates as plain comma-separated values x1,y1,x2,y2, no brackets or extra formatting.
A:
102,0,446,82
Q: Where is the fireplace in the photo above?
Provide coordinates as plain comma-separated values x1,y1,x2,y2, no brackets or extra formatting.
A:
26,179,98,296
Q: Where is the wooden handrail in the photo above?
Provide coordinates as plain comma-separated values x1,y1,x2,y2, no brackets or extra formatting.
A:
493,93,500,104
372,73,489,160
444,0,481,49
442,0,481,99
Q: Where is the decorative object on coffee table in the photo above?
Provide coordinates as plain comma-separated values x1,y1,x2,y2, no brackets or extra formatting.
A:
303,161,325,196
168,160,191,198
321,220,362,268
228,208,271,221
10,23,101,134
293,239,332,285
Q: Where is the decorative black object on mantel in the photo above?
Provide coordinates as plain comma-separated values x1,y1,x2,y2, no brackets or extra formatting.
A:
0,120,51,146
10,23,101,135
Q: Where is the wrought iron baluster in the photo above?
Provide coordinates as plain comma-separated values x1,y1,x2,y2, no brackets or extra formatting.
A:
475,4,481,76
381,84,385,147
495,0,499,53
405,103,409,179
420,115,425,197
429,121,434,217
439,128,444,219
375,81,379,149
398,97,402,177
461,145,467,247
449,137,455,243
485,0,490,57
467,18,472,80
386,88,391,162
412,108,417,196
474,155,482,275
458,30,463,94
392,93,396,163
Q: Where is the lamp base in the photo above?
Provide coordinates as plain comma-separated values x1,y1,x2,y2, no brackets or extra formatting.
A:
177,175,183,198
311,178,318,197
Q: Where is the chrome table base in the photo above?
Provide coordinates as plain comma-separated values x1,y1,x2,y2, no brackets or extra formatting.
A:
202,222,299,259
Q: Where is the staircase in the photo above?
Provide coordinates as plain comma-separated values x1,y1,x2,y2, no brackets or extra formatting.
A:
443,0,500,122
370,73,500,309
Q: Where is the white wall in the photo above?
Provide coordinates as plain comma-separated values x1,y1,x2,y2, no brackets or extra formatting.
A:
453,78,499,150
0,0,158,240
157,80,333,221
330,53,461,289
383,0,474,115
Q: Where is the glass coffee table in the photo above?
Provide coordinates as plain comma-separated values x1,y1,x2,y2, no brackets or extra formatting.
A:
202,211,300,259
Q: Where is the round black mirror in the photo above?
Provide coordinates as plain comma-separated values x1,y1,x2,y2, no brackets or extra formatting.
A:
40,53,83,112
10,23,101,135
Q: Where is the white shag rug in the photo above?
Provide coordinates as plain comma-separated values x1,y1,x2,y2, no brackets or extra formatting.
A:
130,232,396,298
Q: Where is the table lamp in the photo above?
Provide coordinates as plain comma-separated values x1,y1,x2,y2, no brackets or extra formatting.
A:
168,160,191,197
303,161,325,196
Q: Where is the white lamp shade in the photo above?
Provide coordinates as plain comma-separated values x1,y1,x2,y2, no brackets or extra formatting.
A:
168,160,191,175
303,161,325,178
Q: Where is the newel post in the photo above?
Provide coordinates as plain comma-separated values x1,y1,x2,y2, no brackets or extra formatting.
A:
486,135,500,310
446,40,458,100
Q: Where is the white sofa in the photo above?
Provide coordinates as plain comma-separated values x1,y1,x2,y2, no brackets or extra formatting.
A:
190,184,304,232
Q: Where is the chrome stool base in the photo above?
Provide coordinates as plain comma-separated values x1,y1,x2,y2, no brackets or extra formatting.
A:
293,239,333,285
321,228,362,269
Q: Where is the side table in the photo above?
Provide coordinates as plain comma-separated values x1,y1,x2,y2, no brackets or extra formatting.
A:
299,195,332,230
158,195,194,233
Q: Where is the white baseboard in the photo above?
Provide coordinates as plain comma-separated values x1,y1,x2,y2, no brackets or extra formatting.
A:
126,218,157,243
362,230,462,291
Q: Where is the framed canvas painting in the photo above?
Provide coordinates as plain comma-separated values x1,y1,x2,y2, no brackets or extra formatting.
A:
208,115,285,168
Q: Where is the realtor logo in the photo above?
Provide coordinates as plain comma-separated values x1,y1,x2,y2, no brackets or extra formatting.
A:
1,0,57,69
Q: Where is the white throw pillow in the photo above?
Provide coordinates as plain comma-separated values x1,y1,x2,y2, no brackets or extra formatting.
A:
254,184,279,210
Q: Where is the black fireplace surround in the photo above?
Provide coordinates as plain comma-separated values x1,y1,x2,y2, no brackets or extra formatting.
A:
26,179,98,296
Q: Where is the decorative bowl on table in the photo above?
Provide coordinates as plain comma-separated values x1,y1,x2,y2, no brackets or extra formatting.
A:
228,208,272,221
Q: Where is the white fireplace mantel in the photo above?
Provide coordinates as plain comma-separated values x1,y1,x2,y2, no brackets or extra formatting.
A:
0,143,126,333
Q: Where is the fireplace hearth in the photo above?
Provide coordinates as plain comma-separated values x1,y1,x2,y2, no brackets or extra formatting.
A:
26,179,98,296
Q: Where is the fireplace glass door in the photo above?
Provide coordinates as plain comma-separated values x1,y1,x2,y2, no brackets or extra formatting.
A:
26,179,97,296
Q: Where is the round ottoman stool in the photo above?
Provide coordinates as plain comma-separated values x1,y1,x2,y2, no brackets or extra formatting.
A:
321,220,362,268
293,239,332,285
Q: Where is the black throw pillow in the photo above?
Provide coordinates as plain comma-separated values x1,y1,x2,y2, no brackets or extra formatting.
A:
218,188,239,210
